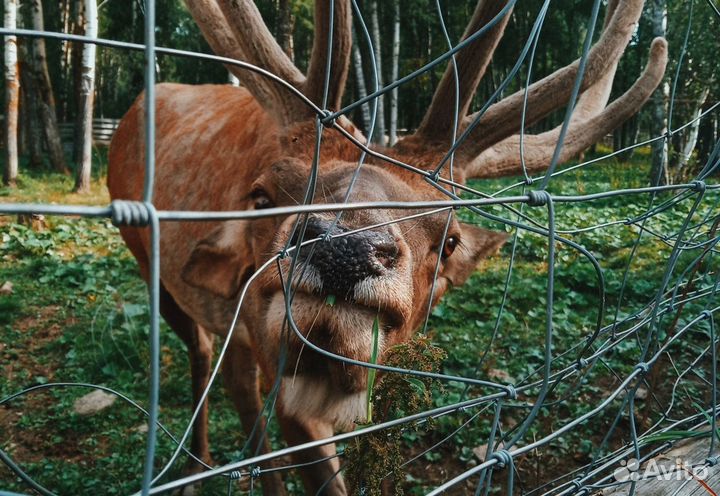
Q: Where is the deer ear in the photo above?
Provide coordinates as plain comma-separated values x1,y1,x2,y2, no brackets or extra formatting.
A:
444,224,507,287
181,221,255,300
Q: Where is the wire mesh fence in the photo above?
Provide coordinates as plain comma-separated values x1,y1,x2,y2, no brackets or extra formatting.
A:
1,0,719,495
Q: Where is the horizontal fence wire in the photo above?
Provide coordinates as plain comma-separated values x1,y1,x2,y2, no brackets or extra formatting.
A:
1,0,719,495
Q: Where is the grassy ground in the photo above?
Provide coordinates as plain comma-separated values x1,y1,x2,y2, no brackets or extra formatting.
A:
0,152,717,495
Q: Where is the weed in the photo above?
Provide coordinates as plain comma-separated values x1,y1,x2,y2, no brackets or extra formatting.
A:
344,336,446,495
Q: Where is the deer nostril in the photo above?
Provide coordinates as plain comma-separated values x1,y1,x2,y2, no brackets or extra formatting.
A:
373,240,398,269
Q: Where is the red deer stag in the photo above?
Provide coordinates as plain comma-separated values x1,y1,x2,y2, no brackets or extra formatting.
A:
108,0,666,493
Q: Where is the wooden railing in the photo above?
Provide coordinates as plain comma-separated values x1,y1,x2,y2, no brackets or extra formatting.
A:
59,118,121,147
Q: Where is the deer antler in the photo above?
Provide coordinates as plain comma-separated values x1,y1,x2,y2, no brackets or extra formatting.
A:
187,0,352,125
414,0,514,142
304,0,352,111
464,37,668,178
395,0,664,183
458,0,646,156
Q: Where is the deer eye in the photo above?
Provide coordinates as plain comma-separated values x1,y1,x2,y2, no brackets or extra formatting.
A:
251,189,274,210
441,236,458,259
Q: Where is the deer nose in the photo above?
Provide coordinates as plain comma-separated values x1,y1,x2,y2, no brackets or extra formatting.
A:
294,217,398,295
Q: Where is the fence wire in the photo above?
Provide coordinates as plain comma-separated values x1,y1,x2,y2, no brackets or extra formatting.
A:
1,0,719,495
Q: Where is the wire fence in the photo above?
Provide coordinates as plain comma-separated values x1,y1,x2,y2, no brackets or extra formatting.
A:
1,0,719,495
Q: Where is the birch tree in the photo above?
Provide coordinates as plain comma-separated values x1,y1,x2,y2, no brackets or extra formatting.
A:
74,0,97,193
648,0,668,185
3,0,19,187
29,0,69,174
676,87,709,174
368,0,385,145
352,28,371,136
388,0,400,146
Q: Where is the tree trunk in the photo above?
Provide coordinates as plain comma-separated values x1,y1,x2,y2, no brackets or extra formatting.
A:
368,0,385,145
19,48,43,168
675,88,709,176
388,0,400,146
352,28,371,137
72,0,83,162
30,0,69,175
277,0,294,62
74,0,96,193
4,0,19,187
648,0,668,185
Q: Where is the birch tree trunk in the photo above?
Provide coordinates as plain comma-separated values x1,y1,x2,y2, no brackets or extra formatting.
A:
676,88,709,173
352,28,371,137
368,0,385,145
72,0,83,161
4,0,19,187
648,0,668,185
30,0,69,175
74,0,96,193
388,0,400,146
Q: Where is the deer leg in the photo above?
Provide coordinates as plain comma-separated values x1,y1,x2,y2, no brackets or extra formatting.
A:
277,413,346,496
222,335,286,495
159,285,214,476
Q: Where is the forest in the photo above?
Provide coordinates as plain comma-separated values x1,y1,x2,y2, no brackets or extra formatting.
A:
2,0,718,189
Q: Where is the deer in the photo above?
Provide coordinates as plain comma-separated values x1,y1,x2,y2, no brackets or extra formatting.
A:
107,0,666,494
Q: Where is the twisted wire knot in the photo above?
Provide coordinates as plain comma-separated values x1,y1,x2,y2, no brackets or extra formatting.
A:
706,456,719,467
491,449,513,468
700,310,713,321
320,109,336,128
527,190,551,207
110,200,151,227
570,478,587,494
425,169,440,183
524,177,534,186
250,466,262,479
229,470,242,480
635,362,650,375
576,358,589,370
505,385,517,400
692,180,706,193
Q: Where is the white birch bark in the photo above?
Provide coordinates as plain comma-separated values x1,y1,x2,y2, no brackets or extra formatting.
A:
3,0,19,186
368,0,385,145
352,28,371,136
388,0,400,146
75,0,97,192
678,88,709,171
649,0,668,185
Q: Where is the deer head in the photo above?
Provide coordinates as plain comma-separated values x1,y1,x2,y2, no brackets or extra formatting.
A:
108,0,666,493
181,0,666,399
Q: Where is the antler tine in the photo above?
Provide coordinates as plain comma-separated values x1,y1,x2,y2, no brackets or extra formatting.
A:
463,38,668,179
459,0,645,157
567,0,620,120
304,0,352,111
413,0,514,142
189,0,309,125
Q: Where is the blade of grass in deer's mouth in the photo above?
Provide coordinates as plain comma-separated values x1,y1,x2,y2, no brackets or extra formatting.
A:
366,315,380,423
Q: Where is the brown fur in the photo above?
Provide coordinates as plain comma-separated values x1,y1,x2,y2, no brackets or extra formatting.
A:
108,83,506,495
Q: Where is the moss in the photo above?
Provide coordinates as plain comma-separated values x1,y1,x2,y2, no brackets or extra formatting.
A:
344,336,446,495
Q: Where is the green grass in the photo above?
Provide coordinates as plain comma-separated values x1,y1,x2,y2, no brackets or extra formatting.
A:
0,151,717,494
